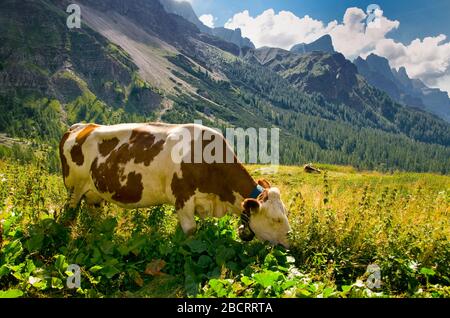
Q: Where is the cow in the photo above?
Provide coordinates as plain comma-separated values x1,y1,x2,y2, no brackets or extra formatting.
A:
59,122,291,247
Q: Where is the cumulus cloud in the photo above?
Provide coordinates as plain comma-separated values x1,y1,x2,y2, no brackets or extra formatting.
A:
199,14,216,28
225,9,336,49
372,36,450,88
328,7,400,59
224,7,450,94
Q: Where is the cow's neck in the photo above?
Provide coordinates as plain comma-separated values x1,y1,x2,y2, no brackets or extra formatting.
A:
229,163,258,214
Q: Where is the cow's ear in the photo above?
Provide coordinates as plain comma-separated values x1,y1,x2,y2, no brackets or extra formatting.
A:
242,198,261,213
257,179,271,189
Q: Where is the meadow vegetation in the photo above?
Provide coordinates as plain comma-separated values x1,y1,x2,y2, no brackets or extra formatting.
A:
0,160,449,298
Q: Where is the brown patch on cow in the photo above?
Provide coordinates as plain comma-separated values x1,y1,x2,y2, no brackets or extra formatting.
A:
59,131,71,180
98,137,120,157
91,158,144,204
171,129,257,210
90,128,164,204
129,128,165,166
257,179,271,189
70,124,99,166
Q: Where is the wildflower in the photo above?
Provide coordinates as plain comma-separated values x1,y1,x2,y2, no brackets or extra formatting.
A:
408,261,418,272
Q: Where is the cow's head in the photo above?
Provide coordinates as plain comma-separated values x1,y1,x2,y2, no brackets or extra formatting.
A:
238,179,291,248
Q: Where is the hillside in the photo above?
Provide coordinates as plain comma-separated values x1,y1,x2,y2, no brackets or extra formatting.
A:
0,0,449,173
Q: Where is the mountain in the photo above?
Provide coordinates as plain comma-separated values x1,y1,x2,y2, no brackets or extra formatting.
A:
211,28,255,49
355,54,450,122
250,48,358,103
0,0,449,173
248,48,390,114
158,0,255,49
290,35,335,55
159,0,210,34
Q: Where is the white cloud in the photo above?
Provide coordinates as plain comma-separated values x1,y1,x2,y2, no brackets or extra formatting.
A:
433,74,450,96
199,14,216,28
225,9,335,49
174,0,193,3
372,36,450,88
328,8,400,59
224,8,450,94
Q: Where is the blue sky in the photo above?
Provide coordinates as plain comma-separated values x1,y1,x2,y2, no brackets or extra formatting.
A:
189,0,450,94
191,0,450,45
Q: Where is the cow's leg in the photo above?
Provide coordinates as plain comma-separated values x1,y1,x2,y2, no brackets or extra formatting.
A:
58,185,85,226
68,187,84,209
177,201,196,235
84,191,104,208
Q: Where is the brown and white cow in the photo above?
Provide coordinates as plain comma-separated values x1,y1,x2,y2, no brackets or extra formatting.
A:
59,122,291,247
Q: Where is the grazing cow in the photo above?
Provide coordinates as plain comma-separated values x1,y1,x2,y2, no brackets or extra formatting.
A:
59,123,291,247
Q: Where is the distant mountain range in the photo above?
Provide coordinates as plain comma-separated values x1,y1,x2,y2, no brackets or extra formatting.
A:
159,0,255,49
246,47,359,105
354,54,450,122
0,0,449,173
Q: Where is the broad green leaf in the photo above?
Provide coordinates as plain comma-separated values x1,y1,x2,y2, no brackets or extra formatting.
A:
253,271,282,288
3,240,23,263
341,285,352,293
89,265,103,273
215,246,235,265
322,287,334,298
281,279,297,290
264,253,278,268
241,276,254,286
186,240,208,254
51,277,64,289
98,217,117,236
101,265,120,279
197,255,213,268
54,254,68,272
24,233,44,252
0,265,10,278
0,289,23,298
420,267,436,276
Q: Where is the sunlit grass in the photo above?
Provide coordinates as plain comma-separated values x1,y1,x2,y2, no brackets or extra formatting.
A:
0,161,449,298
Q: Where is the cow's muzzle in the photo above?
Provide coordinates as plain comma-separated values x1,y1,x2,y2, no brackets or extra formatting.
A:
238,211,255,241
238,224,255,241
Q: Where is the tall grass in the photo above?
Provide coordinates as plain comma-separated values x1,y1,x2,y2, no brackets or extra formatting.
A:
0,161,449,297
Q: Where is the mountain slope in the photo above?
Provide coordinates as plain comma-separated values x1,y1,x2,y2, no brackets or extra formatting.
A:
355,54,450,122
159,0,210,34
0,0,163,141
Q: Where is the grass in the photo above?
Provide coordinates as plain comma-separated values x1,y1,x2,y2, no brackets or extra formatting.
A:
0,160,449,298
